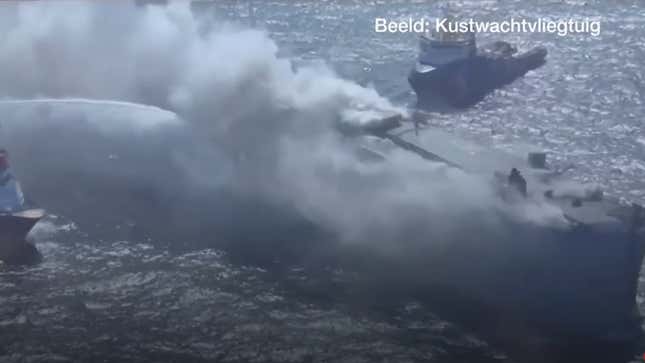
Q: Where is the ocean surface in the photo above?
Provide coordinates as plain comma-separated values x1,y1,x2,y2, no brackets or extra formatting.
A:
1,1,645,362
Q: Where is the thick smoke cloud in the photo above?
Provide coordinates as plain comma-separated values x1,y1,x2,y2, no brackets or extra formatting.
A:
0,1,564,261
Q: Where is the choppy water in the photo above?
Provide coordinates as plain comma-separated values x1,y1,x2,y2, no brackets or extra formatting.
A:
2,1,645,362
1,222,505,363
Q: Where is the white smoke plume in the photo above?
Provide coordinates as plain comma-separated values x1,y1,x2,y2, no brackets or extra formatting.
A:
0,1,559,255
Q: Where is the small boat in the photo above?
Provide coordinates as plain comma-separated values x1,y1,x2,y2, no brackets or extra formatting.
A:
408,16,547,109
0,149,44,265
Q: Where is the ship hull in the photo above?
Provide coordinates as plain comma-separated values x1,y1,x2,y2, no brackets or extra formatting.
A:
354,213,645,354
430,222,642,340
354,124,645,346
0,209,44,265
409,47,547,109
